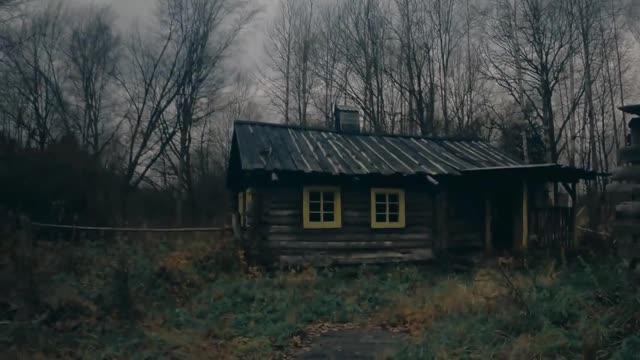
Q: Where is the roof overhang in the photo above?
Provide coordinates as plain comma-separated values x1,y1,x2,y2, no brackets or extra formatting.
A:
619,104,640,116
461,163,606,182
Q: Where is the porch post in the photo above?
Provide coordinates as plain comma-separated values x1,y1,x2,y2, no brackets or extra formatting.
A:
485,193,493,254
231,190,242,243
570,182,578,248
561,181,579,249
436,189,449,252
522,180,529,250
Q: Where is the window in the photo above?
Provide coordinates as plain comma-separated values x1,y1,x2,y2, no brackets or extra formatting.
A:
371,188,406,228
238,189,253,227
303,186,342,229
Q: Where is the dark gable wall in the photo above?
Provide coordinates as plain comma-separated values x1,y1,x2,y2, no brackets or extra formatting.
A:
252,183,435,264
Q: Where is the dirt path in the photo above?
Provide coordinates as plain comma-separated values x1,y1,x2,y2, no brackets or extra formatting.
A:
293,328,408,360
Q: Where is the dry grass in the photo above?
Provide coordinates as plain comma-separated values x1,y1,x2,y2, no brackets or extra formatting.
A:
1,235,638,359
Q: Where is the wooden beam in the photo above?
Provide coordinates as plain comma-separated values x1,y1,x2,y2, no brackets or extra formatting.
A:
485,194,493,254
561,182,573,198
268,232,432,242
231,212,241,242
269,240,429,250
570,182,578,248
522,180,529,251
437,189,449,252
279,249,434,266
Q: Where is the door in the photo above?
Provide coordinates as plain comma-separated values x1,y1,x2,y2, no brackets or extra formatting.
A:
492,190,514,251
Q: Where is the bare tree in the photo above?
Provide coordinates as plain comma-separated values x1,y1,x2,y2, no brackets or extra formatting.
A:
116,21,187,192
448,0,488,136
610,0,629,143
0,2,68,151
484,0,579,163
157,0,255,223
312,4,346,128
575,0,603,172
66,5,121,158
336,0,390,133
291,0,316,126
264,0,316,126
207,71,261,173
263,0,296,124
430,0,463,135
387,0,437,136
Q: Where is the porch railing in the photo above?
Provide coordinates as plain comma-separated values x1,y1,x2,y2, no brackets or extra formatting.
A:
529,207,574,250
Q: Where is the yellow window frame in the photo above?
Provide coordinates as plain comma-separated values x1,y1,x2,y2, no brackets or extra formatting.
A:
303,186,342,229
371,188,406,229
238,188,254,227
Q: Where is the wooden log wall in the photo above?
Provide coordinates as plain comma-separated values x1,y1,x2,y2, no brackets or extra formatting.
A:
254,185,435,266
608,116,640,271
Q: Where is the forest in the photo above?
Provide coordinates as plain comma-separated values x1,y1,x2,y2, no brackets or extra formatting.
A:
0,0,639,226
2,0,640,358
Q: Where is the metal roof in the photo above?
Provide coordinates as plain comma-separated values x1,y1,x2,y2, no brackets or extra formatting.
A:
619,104,640,116
232,121,524,177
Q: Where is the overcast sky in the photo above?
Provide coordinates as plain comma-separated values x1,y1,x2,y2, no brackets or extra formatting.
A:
69,0,277,73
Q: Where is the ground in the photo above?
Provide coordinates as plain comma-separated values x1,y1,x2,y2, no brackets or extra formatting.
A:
2,233,640,359
293,328,406,359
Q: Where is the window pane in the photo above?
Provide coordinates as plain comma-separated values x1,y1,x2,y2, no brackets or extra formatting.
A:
389,213,399,222
375,203,386,215
388,193,399,203
323,201,334,213
324,213,334,222
309,212,321,222
309,201,321,212
323,191,334,203
389,203,399,214
309,191,321,202
376,213,386,222
375,193,386,203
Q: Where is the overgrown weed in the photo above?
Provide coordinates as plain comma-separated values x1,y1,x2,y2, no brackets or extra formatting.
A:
1,238,639,359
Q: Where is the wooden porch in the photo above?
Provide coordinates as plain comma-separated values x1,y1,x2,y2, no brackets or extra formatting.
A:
479,175,581,255
529,207,576,251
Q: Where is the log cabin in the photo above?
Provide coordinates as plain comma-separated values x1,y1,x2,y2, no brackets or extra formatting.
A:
608,104,640,274
227,107,600,266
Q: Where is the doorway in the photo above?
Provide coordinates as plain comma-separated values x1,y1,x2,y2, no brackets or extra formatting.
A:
492,190,514,251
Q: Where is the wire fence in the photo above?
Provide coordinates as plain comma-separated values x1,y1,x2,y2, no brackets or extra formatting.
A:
30,221,231,233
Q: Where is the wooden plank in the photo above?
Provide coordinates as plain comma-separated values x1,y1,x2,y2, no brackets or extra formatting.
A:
268,209,301,217
437,190,448,251
618,145,640,163
570,183,578,248
615,202,640,218
485,194,492,253
264,215,433,227
267,224,431,233
613,220,640,232
268,233,431,242
269,240,429,250
612,165,640,182
523,180,529,250
278,249,434,266
606,182,640,195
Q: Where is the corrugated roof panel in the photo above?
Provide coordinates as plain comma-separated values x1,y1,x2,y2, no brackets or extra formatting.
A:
384,137,432,174
232,121,527,177
350,135,398,175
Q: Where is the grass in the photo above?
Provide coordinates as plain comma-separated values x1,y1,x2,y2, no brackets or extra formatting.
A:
1,234,639,359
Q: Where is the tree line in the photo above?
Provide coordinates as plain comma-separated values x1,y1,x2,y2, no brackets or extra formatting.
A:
0,0,259,225
1,0,639,225
262,0,640,184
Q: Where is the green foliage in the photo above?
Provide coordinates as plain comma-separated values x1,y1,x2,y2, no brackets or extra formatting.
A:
3,238,640,359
